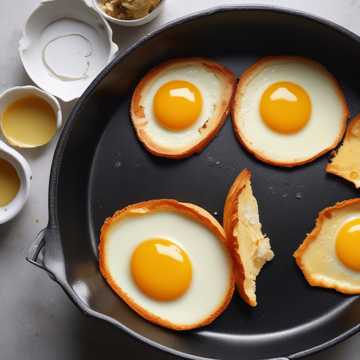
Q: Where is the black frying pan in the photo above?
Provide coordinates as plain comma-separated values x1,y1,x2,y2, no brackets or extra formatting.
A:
27,6,360,360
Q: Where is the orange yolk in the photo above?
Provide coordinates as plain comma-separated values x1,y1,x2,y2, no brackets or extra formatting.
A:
260,81,312,134
336,218,360,271
131,238,192,301
153,80,203,131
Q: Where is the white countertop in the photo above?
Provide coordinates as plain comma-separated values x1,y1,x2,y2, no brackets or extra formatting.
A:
0,0,358,359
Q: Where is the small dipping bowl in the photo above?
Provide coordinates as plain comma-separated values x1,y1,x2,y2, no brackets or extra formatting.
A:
93,0,165,27
0,86,62,148
0,140,31,224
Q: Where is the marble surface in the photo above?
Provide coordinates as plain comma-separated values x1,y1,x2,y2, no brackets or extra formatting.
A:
0,0,358,359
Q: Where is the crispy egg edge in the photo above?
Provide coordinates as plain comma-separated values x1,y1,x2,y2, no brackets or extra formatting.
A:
223,169,254,306
223,169,274,307
326,113,360,189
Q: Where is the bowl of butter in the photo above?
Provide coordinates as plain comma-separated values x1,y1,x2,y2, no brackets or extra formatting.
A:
0,86,62,148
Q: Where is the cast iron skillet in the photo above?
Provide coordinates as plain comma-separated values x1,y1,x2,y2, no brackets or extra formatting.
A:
27,6,360,360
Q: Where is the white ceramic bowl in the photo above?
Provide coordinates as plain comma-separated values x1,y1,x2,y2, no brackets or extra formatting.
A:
0,86,62,148
92,0,165,27
0,141,32,224
19,0,118,102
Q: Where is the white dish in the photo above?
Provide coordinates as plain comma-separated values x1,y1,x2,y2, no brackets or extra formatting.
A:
19,0,118,102
92,0,165,27
0,86,62,148
0,141,32,225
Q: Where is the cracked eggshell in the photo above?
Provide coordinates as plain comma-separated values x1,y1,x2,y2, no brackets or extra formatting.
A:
19,0,118,102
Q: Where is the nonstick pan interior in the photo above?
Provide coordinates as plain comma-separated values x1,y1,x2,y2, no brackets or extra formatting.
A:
42,7,359,360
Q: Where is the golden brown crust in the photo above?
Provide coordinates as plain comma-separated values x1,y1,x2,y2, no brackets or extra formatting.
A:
293,198,360,294
326,114,360,188
223,169,256,306
99,199,235,330
231,56,349,167
130,58,237,159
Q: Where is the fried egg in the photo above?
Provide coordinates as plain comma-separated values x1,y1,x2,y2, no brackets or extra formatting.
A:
99,199,234,330
223,169,274,307
232,56,349,167
131,58,236,159
294,198,360,294
327,114,360,189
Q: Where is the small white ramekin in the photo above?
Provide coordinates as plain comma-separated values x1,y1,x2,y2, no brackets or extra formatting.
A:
0,140,32,224
0,86,62,148
92,0,165,27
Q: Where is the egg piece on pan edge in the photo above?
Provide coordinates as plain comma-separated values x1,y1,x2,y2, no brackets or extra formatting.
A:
327,114,360,189
294,198,360,294
231,56,349,167
223,169,274,307
131,58,236,159
99,199,235,330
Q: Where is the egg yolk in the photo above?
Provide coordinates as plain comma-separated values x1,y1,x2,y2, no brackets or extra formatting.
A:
336,218,360,271
260,81,312,134
131,238,192,301
153,80,203,131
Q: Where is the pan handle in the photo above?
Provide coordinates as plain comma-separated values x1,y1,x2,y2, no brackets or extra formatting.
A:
27,228,47,270
26,227,89,314
26,228,57,281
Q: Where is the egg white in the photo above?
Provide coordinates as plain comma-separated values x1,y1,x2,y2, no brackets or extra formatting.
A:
140,64,223,150
103,210,232,327
234,58,346,165
300,203,360,292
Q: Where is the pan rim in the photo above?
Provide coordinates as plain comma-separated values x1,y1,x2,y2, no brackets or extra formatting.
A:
47,5,360,360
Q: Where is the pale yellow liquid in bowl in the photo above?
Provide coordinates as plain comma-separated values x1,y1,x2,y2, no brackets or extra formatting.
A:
1,96,57,147
0,158,20,207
